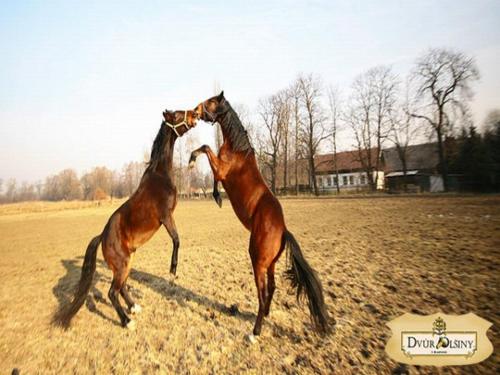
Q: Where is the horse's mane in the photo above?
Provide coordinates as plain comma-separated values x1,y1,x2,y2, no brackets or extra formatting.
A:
144,122,171,175
219,101,253,153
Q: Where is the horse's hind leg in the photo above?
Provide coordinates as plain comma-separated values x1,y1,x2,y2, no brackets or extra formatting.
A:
120,282,141,314
264,263,276,317
251,262,268,336
107,254,135,329
264,239,285,317
109,281,133,328
248,210,284,336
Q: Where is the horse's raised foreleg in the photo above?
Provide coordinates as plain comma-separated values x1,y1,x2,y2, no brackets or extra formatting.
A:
163,216,180,276
189,145,227,207
213,179,222,208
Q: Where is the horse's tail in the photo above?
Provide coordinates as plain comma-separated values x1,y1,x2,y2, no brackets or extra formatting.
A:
53,234,101,328
283,230,329,334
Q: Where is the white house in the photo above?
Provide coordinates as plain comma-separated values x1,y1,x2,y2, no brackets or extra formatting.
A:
313,149,384,192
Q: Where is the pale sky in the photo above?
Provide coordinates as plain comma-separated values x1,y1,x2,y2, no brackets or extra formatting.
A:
1,0,499,183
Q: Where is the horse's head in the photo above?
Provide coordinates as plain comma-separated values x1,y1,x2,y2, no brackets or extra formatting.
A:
195,91,227,123
162,109,199,137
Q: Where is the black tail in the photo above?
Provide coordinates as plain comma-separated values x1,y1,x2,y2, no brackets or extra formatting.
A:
53,234,101,328
284,230,329,334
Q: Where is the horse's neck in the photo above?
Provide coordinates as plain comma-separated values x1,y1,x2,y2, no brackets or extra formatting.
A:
219,109,231,141
156,131,176,177
219,106,238,149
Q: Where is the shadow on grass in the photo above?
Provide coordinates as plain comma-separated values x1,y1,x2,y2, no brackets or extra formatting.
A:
52,256,258,328
51,258,119,327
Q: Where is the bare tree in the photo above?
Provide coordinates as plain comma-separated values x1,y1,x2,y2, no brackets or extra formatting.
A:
5,178,17,202
42,169,82,201
297,74,328,196
43,175,59,201
346,66,398,191
81,166,113,200
328,86,342,194
59,169,83,200
277,91,291,193
18,182,38,201
412,48,479,191
259,95,282,194
35,181,43,198
120,161,144,197
189,165,211,197
483,109,500,133
289,81,303,195
388,79,421,191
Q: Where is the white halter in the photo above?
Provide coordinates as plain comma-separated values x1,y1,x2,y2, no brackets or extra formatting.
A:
165,110,190,137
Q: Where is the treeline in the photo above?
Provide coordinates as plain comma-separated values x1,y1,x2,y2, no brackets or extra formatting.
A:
0,161,213,204
246,47,499,194
0,162,143,203
449,111,500,191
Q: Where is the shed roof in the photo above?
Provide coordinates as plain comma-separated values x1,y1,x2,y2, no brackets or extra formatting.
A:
382,143,439,173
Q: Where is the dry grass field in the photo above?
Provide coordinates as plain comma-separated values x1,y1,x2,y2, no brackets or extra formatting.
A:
0,196,498,374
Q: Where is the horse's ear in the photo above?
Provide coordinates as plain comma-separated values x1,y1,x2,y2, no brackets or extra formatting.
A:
218,91,224,101
163,109,171,120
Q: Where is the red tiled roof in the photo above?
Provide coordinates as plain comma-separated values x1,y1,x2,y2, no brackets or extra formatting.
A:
313,148,380,174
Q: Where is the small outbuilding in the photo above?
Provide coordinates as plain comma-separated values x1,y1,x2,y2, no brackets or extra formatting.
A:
382,143,444,193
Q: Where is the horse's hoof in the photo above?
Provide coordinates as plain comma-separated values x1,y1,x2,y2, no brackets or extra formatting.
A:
130,304,142,314
246,333,258,344
214,195,222,208
126,320,136,330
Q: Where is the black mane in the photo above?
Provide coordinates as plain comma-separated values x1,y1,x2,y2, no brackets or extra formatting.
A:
144,122,174,175
218,101,253,153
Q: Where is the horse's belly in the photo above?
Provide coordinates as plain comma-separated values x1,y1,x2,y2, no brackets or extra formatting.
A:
130,226,159,249
223,183,261,231
124,213,161,250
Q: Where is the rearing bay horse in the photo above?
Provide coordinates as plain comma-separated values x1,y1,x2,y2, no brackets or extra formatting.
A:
55,109,198,329
189,92,329,336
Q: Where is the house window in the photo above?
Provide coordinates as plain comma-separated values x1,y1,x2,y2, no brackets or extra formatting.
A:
342,176,348,185
317,177,323,187
360,174,366,185
349,176,354,185
333,176,338,186
326,177,332,186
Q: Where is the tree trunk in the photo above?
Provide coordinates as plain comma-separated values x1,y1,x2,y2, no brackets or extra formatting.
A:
333,135,340,194
309,146,318,195
283,140,288,194
308,113,319,196
436,109,449,192
365,165,376,192
271,155,277,194
396,145,408,192
294,99,300,195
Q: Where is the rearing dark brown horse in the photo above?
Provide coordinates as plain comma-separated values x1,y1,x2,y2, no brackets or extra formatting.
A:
189,92,329,337
54,109,198,329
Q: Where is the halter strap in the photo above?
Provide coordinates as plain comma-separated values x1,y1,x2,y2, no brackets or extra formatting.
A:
164,110,190,137
202,101,229,124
